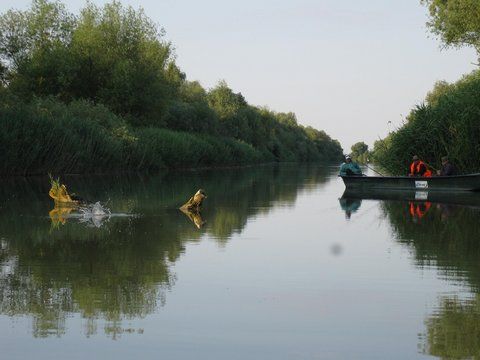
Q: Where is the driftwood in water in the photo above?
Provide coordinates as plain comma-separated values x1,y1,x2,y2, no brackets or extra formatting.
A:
180,189,207,211
179,189,207,229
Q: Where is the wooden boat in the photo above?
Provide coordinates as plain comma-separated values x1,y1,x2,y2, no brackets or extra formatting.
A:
340,173,480,192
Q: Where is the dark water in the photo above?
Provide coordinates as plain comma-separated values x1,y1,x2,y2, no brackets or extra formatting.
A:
1,165,480,359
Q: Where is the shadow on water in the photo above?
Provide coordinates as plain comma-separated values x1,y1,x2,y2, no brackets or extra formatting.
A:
341,189,480,359
0,164,332,338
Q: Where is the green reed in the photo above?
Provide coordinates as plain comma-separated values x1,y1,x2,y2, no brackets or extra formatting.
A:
0,98,268,175
372,70,480,174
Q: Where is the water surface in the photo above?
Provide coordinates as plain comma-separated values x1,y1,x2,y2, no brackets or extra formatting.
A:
1,165,480,359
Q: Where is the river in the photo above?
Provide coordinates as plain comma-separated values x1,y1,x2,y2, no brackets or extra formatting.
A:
1,164,479,359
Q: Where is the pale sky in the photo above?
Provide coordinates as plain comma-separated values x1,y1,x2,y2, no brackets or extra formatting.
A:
1,0,477,151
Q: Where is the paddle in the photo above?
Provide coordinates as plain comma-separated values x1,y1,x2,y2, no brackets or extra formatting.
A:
364,163,385,177
424,161,438,173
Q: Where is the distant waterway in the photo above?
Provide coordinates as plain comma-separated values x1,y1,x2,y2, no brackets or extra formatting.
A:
1,164,479,359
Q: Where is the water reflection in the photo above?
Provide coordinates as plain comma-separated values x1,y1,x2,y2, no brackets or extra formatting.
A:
380,198,480,283
0,165,330,338
373,195,480,358
179,207,206,229
423,295,480,359
338,197,362,219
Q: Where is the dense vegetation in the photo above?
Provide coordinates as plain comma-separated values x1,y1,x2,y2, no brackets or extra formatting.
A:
372,0,480,174
372,68,480,174
0,0,342,175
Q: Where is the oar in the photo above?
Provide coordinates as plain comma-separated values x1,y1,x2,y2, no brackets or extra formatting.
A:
364,163,385,176
424,161,438,172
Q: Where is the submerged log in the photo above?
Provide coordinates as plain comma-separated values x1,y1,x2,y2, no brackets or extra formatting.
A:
180,189,207,211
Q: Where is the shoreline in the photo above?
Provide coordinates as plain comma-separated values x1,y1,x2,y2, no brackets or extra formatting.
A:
0,161,339,179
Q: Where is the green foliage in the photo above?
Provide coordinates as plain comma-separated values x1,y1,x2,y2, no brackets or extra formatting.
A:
373,70,480,174
422,0,480,56
0,0,343,174
0,0,175,124
0,97,269,175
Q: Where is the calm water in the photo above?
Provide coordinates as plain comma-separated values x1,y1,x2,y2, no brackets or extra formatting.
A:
1,164,480,359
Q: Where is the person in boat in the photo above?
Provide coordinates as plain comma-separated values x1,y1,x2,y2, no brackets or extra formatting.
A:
408,155,432,177
437,156,457,176
339,155,362,176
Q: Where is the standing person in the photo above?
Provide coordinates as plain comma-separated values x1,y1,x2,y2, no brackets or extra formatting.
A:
408,155,432,177
437,156,457,176
339,155,362,176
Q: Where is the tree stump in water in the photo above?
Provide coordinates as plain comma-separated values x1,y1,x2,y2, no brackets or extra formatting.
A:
180,189,207,211
179,190,207,229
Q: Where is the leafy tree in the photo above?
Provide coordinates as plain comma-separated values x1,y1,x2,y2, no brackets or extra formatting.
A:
422,0,480,57
350,141,369,163
425,80,453,106
207,80,247,119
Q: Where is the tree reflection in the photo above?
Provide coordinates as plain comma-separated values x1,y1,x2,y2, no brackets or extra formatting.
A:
0,165,330,337
380,199,480,357
423,295,480,359
381,200,480,287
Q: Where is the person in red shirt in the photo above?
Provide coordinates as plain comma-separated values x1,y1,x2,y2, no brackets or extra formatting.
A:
409,155,432,177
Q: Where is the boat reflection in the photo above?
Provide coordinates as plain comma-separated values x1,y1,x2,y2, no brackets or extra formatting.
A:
341,188,480,208
338,197,362,219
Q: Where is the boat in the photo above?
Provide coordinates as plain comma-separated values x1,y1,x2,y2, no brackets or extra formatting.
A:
340,173,480,192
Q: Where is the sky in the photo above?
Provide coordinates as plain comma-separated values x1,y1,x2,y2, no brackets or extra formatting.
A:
1,0,477,151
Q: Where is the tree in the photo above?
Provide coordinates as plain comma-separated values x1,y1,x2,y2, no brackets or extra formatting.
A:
425,80,453,106
350,141,369,163
207,80,247,119
0,0,177,125
421,0,480,57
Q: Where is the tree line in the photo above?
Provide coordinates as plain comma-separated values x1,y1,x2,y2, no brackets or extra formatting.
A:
0,0,343,175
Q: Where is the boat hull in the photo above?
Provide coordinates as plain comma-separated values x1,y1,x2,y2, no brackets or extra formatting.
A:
340,173,480,192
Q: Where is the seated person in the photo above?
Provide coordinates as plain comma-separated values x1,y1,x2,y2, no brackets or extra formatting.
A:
409,155,432,177
437,156,457,176
339,155,362,176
